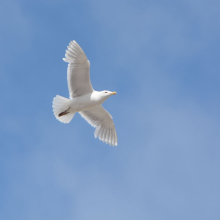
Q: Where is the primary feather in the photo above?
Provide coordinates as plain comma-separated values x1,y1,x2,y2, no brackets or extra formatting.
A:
79,105,118,146
63,40,93,98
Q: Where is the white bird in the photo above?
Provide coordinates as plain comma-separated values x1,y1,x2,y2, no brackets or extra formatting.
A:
52,40,118,146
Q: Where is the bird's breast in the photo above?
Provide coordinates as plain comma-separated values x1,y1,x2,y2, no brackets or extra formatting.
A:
70,93,103,112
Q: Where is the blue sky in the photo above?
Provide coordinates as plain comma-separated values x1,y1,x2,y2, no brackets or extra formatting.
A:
1,0,220,219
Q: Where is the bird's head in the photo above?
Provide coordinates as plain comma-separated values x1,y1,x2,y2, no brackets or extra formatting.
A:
102,90,117,96
99,90,117,100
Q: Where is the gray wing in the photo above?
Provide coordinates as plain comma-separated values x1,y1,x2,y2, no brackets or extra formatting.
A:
79,105,118,146
63,40,93,98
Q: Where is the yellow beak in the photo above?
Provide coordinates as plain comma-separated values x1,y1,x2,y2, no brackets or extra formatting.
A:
111,91,117,95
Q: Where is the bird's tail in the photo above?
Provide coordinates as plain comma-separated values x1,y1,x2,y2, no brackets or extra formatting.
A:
52,95,75,123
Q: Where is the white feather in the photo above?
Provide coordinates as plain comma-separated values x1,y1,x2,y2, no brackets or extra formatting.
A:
63,40,93,98
79,105,118,146
52,95,75,123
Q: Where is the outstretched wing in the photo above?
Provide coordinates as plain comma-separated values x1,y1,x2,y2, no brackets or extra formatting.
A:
79,105,118,146
63,40,93,98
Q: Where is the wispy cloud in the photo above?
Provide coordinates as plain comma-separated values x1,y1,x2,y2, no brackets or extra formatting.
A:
0,0,220,219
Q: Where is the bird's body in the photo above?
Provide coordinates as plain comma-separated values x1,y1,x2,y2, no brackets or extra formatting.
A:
52,40,118,146
69,91,110,112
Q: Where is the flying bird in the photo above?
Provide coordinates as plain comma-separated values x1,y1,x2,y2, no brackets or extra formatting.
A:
52,40,118,146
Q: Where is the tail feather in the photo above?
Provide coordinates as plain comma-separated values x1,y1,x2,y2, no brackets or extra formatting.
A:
52,95,75,123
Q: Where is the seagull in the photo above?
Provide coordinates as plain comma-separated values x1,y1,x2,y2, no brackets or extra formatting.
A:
52,40,118,146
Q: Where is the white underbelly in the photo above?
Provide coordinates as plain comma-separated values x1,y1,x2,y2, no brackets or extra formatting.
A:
69,93,103,112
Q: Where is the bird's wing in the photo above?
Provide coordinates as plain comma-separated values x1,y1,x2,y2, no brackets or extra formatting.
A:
63,40,93,98
79,105,118,146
